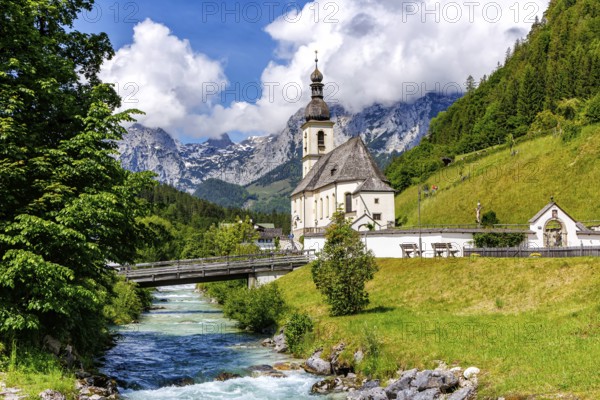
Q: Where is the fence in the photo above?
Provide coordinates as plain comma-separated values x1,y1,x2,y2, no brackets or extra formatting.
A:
464,246,600,258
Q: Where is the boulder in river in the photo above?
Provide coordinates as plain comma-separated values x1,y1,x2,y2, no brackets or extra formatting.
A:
346,387,387,400
215,372,241,381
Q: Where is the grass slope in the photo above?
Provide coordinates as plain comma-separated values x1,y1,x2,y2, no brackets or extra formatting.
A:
394,125,600,226
278,257,600,398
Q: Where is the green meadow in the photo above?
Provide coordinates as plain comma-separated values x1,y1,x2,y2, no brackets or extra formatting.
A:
278,257,600,399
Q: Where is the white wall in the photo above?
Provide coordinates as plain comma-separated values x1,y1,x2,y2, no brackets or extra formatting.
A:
304,231,475,258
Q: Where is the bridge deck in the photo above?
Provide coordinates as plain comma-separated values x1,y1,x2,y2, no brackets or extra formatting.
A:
116,251,313,288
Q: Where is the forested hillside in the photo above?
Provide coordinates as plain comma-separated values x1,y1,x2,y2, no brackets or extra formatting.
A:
386,0,600,192
136,184,291,262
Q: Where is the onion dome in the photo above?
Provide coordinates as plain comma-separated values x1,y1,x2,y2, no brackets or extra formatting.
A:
304,51,330,122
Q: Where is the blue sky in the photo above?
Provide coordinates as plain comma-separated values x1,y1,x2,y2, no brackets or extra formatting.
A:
75,0,549,143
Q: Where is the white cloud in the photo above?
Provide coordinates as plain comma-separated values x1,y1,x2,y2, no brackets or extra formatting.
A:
100,19,227,136
102,1,550,140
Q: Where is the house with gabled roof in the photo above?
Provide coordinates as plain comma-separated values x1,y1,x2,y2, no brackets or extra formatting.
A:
290,56,396,238
528,199,600,248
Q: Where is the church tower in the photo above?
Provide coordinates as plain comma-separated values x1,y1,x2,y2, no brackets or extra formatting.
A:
302,52,335,178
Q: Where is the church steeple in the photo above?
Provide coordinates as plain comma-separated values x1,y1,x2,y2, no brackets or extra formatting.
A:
305,51,330,122
302,51,335,178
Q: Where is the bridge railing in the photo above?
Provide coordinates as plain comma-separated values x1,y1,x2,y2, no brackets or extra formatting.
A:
115,249,315,273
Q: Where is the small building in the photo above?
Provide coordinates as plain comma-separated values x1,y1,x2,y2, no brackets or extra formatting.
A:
527,200,600,248
291,55,396,238
254,223,283,250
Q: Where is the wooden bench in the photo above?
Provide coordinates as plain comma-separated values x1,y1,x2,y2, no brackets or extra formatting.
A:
432,242,459,257
400,243,421,258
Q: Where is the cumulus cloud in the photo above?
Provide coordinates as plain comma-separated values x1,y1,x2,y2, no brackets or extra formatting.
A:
102,0,550,139
100,19,227,136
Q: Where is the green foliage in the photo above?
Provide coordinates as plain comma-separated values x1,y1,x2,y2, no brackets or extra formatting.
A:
585,92,600,123
103,278,152,325
223,284,286,332
198,216,260,257
481,210,499,227
473,233,526,248
311,211,378,316
0,0,154,353
198,280,246,304
193,178,252,209
284,312,314,355
386,0,600,192
0,344,76,398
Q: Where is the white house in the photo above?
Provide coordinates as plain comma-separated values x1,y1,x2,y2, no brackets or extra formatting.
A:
291,56,396,238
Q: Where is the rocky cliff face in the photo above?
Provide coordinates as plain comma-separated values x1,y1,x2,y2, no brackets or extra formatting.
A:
117,93,459,193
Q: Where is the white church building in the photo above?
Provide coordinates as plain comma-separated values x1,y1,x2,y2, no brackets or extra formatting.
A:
291,57,396,238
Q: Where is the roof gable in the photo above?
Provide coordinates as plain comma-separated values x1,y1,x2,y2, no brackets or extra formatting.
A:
292,137,393,195
528,201,578,224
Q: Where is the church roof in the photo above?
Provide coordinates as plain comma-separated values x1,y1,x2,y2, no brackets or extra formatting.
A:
292,137,395,195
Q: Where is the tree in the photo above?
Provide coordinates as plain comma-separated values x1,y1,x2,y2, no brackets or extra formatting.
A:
311,211,378,316
465,75,476,93
0,0,154,352
481,211,500,227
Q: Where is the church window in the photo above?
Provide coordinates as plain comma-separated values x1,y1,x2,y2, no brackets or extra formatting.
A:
319,198,323,219
326,196,330,217
318,131,325,150
345,193,352,213
373,213,381,221
374,198,379,204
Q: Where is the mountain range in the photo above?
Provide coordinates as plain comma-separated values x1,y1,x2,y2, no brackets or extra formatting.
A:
117,92,460,211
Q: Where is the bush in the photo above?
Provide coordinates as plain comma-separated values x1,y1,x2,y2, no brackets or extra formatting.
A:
223,283,286,332
104,278,152,325
284,313,313,355
311,211,378,316
481,210,499,227
585,92,600,123
198,280,246,304
473,232,525,248
561,121,582,143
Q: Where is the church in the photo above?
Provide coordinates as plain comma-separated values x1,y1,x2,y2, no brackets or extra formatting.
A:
291,57,396,238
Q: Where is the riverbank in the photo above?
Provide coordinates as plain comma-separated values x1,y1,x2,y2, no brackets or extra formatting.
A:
100,284,330,399
277,257,600,399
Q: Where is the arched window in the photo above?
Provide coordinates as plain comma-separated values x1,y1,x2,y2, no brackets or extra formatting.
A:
318,131,325,149
326,196,330,217
345,193,352,213
314,200,317,221
319,198,323,219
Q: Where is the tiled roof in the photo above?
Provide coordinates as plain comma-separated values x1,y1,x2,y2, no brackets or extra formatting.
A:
292,137,394,195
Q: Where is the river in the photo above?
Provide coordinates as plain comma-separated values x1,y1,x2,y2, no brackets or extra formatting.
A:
100,284,337,399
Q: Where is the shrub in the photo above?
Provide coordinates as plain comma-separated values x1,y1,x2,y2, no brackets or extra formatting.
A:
284,312,314,355
481,210,499,227
223,283,286,332
473,232,526,248
585,92,600,123
198,280,246,304
104,278,152,325
311,211,378,316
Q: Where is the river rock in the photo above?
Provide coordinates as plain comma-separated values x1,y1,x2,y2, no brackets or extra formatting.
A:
411,370,458,392
385,368,418,398
303,350,332,375
311,376,360,394
273,331,288,353
248,364,286,378
393,388,418,400
412,388,441,400
38,389,65,400
273,361,301,371
215,372,241,381
447,387,475,400
261,338,274,347
463,367,480,380
346,387,387,400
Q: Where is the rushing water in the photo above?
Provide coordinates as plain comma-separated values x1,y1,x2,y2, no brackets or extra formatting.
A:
101,284,336,399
